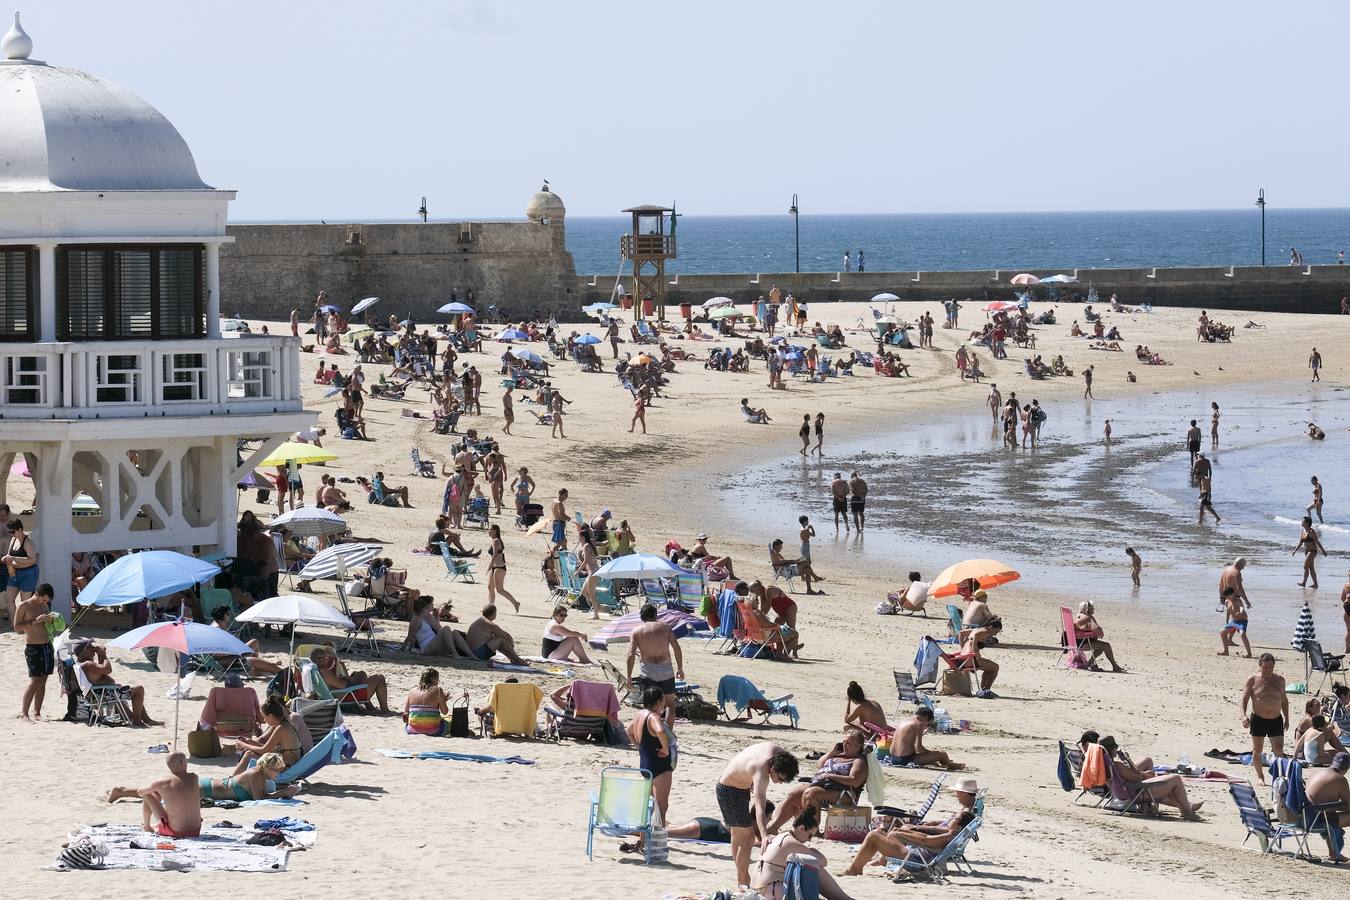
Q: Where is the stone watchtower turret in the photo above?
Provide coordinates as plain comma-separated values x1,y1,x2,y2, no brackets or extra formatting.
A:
525,181,567,253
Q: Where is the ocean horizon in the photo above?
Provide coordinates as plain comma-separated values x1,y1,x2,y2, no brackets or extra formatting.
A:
237,208,1350,277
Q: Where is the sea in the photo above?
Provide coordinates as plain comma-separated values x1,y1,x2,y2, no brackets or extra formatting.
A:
564,208,1350,276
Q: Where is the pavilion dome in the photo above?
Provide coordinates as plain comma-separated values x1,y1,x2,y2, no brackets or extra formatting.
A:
525,182,565,222
0,14,210,192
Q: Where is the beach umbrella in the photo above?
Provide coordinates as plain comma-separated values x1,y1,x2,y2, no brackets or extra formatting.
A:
78,551,221,608
1010,274,1039,286
930,558,1021,598
575,334,602,345
235,593,355,658
516,350,544,364
299,543,382,580
984,300,1019,312
1292,604,1316,652
318,304,343,314
110,619,254,748
593,552,681,581
709,307,743,320
439,302,475,315
589,606,710,650
350,296,380,315
10,457,29,477
584,302,618,312
236,470,269,489
875,315,899,325
498,328,530,342
871,292,900,303
271,507,348,537
258,442,338,467
784,350,804,361
1040,274,1078,284
702,296,735,308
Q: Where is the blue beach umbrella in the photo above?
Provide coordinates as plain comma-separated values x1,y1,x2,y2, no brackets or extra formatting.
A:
575,334,602,345
318,304,342,314
498,329,530,342
439,302,475,315
78,551,221,608
785,350,804,361
516,350,544,364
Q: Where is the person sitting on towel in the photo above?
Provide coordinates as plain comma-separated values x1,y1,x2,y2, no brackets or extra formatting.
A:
104,752,203,838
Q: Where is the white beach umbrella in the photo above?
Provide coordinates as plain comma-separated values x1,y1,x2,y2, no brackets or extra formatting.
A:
299,543,382,580
351,296,380,315
1292,604,1316,652
235,593,355,658
870,292,900,303
271,507,348,538
593,552,682,580
702,296,735,308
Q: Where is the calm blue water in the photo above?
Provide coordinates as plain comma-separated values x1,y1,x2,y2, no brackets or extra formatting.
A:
566,209,1350,275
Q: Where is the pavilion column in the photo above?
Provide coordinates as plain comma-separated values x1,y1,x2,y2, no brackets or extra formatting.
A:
205,242,221,338
35,442,74,617
36,241,56,342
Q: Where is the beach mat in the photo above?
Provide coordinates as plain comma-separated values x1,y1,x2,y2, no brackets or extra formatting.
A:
58,824,302,872
376,748,536,765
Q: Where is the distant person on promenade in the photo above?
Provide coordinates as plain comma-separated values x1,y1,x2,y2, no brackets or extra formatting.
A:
857,248,865,272
1126,547,1142,587
1290,247,1303,266
831,473,850,533
843,250,851,272
1310,347,1322,382
1293,515,1327,588
1239,653,1288,784
849,471,867,531
1185,419,1202,466
1307,475,1325,523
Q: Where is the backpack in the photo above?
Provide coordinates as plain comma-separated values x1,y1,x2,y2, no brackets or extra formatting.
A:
1032,407,1047,425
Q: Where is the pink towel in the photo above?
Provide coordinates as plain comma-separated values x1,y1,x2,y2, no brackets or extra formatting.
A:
570,680,620,723
199,685,261,733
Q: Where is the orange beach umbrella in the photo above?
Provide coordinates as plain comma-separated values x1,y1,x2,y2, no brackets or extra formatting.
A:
930,558,1021,598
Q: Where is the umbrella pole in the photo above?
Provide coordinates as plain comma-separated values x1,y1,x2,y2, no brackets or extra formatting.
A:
173,658,183,751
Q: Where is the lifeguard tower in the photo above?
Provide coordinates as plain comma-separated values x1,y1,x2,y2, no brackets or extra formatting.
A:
0,14,313,614
620,205,676,320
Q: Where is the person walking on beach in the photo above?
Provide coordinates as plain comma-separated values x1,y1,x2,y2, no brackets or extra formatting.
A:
626,603,684,730
1219,586,1250,657
549,488,569,553
830,473,850,533
716,742,800,889
1240,653,1288,785
1126,547,1142,587
1210,402,1220,448
485,524,519,614
988,383,1002,421
1220,557,1251,609
1198,472,1221,524
1294,515,1327,588
607,318,620,359
629,392,647,434
501,387,514,435
849,472,867,532
812,412,825,456
1310,347,1322,382
1083,365,1094,399
550,389,569,439
799,415,811,456
1308,475,1325,523
1186,419,1202,467
1192,451,1211,487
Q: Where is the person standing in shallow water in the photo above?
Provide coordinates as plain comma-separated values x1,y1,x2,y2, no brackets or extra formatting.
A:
1293,515,1326,588
799,414,810,456
1083,365,1094,398
1210,402,1220,449
1198,472,1221,524
1185,419,1202,467
812,412,825,456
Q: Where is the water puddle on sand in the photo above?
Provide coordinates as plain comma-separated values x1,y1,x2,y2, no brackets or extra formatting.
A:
720,383,1350,642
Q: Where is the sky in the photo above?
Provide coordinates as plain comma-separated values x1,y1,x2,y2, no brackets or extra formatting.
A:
26,1,1348,219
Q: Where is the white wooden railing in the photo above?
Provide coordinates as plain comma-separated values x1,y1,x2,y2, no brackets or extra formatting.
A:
0,336,303,419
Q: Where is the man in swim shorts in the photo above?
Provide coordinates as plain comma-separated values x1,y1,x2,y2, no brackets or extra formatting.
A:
105,752,202,838
716,742,799,888
627,603,684,728
549,488,569,552
849,471,868,532
1240,653,1288,785
1218,586,1250,657
830,473,849,533
465,604,527,666
1185,419,1202,468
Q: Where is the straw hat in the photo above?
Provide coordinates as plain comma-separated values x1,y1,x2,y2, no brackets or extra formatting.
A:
952,776,979,794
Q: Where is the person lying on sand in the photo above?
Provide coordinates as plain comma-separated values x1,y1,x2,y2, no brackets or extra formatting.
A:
664,800,775,843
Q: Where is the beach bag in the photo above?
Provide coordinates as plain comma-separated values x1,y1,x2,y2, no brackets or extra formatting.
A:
44,613,68,639
675,693,719,722
58,835,108,870
783,852,821,900
645,808,669,864
822,805,872,843
939,669,973,697
188,728,222,758
449,695,471,738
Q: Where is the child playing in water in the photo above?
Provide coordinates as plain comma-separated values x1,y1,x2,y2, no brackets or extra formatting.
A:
1126,547,1142,587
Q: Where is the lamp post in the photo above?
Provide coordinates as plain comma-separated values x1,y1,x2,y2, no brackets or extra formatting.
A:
788,193,800,273
1255,188,1265,266
418,196,428,223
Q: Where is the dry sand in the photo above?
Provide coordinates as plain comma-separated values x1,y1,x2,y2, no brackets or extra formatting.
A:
1,301,1346,897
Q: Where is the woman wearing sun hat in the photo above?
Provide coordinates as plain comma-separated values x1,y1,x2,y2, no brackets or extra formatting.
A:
841,776,980,876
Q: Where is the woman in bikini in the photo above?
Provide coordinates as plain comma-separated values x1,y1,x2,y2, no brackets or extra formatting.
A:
484,449,507,515
1294,515,1327,588
229,696,303,775
813,412,825,456
201,753,297,802
1210,401,1220,448
799,415,811,456
752,808,851,900
541,605,592,663
485,524,520,613
403,668,452,736
403,596,473,658
843,681,890,737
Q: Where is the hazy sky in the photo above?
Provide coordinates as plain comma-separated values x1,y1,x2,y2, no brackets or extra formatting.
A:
27,1,1346,219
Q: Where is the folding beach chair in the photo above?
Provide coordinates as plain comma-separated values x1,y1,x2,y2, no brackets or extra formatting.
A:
640,579,669,608
1059,740,1107,806
706,588,740,654
769,543,799,593
876,774,947,824
1228,780,1303,855
1302,798,1347,861
437,542,476,583
290,696,344,745
1102,754,1160,816
891,670,935,714
675,571,706,611
887,816,983,883
410,447,437,477
67,656,135,727
735,599,789,660
1306,641,1347,694
716,675,798,727
274,727,348,785
556,552,582,604
944,604,964,645
299,659,369,711
483,681,544,738
586,766,656,864
335,583,381,656
1059,606,1093,669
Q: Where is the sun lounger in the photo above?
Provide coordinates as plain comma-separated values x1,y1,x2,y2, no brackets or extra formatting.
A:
290,697,344,745
886,815,983,883
299,659,369,711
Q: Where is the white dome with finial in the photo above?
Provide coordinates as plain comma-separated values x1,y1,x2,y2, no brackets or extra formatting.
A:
0,12,211,192
525,181,565,223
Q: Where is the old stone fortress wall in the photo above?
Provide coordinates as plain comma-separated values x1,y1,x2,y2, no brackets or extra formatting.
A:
221,190,1350,320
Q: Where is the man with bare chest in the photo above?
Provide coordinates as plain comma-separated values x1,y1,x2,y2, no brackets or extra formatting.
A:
1240,653,1288,785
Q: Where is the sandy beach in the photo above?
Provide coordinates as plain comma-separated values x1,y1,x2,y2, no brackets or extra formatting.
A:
3,300,1347,898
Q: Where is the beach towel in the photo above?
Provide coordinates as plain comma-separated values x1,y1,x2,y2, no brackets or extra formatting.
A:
375,748,536,765
1269,756,1305,819
487,682,544,737
913,637,941,687
200,685,262,733
58,824,298,872
1056,743,1076,792
1080,744,1108,790
715,589,740,640
864,749,887,806
252,816,314,832
716,675,765,717
571,680,621,722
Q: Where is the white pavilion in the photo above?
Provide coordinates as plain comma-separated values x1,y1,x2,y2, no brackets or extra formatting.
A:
0,14,313,614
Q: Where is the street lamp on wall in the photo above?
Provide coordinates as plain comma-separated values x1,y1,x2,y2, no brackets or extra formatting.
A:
418,196,429,223
788,193,800,274
1255,188,1265,266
